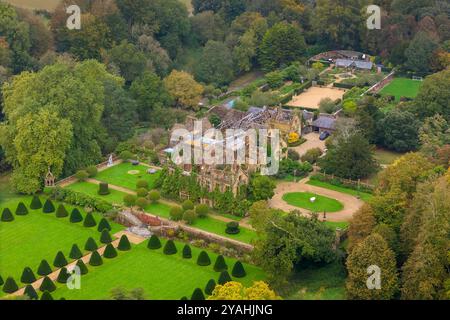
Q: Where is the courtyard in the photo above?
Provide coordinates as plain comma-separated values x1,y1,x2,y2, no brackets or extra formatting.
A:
286,86,347,109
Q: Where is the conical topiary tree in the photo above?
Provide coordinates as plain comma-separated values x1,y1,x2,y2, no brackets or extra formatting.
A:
83,212,97,227
70,208,83,223
24,284,38,300
147,235,161,249
15,202,28,216
218,271,232,285
56,204,69,218
205,279,216,295
1,208,14,222
231,261,246,278
37,259,52,276
103,243,118,259
191,288,205,300
69,244,83,260
20,267,36,284
163,240,177,255
89,251,103,266
2,277,19,293
56,268,70,284
117,235,131,251
97,218,111,232
0,274,3,286
30,195,42,210
180,296,188,300
182,244,192,259
99,229,112,244
197,251,211,266
53,251,68,268
98,182,110,195
76,259,88,275
39,276,56,292
84,237,98,251
40,291,53,300
213,255,228,272
42,199,55,213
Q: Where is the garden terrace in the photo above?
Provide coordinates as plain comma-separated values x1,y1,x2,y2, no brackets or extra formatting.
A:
51,240,265,300
0,196,123,296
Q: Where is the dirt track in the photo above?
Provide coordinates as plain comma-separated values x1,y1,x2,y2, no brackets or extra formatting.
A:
269,178,364,222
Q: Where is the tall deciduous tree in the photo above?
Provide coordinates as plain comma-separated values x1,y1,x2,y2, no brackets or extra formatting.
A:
196,40,234,85
163,70,204,109
378,109,420,152
346,233,398,300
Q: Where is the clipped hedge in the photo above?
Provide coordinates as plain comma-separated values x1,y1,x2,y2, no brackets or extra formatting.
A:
40,291,53,300
191,288,205,300
197,251,211,266
97,218,112,232
69,244,83,260
213,255,228,272
103,243,118,259
218,271,232,285
30,195,42,210
205,279,216,295
231,261,246,278
24,284,38,300
1,208,14,222
2,277,19,293
15,202,28,216
225,221,240,235
163,240,177,255
43,199,56,213
84,237,98,252
69,208,83,223
76,259,88,275
20,267,36,284
147,235,161,249
39,276,56,292
50,187,112,213
89,251,103,266
182,244,192,259
100,229,112,244
170,206,183,221
83,212,97,228
53,251,68,268
56,204,69,218
56,268,70,284
98,182,110,196
37,259,52,276
117,235,131,251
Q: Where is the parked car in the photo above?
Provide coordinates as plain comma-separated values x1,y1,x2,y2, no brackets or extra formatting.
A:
319,131,330,141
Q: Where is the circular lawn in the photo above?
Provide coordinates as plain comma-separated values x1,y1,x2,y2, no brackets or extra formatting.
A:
282,192,344,212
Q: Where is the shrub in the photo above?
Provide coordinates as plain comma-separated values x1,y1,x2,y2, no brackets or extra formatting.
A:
287,149,300,161
182,199,194,211
205,279,216,295
83,212,97,227
89,251,103,266
86,165,98,177
69,244,83,260
97,218,112,232
53,251,68,268
182,244,192,259
147,235,162,249
180,296,188,300
197,251,211,266
148,190,160,203
163,240,177,255
30,195,42,209
191,288,205,300
117,235,131,251
20,267,36,284
136,188,148,197
100,229,113,244
69,208,83,223
213,255,228,272
183,210,196,225
98,182,110,196
136,179,149,189
39,276,56,292
49,187,112,213
15,202,28,216
195,204,209,218
225,221,240,234
76,259,88,275
170,206,183,221
37,259,52,276
103,243,118,258
135,197,148,209
42,199,55,213
2,277,18,293
75,170,89,181
56,268,70,284
84,237,98,251
218,271,232,285
301,147,323,164
24,285,38,300
40,291,53,300
123,194,137,207
0,274,3,286
1,208,14,222
56,204,69,218
119,150,133,161
231,261,246,278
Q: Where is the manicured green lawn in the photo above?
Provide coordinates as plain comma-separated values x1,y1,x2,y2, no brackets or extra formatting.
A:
0,195,123,291
374,148,404,165
282,192,344,212
323,221,349,230
64,182,257,244
52,240,265,300
95,162,161,191
379,77,422,101
306,180,373,202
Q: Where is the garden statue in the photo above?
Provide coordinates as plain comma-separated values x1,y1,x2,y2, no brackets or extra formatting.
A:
107,154,113,167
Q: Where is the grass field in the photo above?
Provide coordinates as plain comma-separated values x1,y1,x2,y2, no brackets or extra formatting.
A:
282,192,344,212
64,181,257,244
374,148,404,165
306,180,373,202
379,77,422,101
52,240,265,300
323,221,349,230
0,196,123,290
96,162,161,191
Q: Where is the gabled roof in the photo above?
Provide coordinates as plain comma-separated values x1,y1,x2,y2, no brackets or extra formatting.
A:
313,115,336,130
